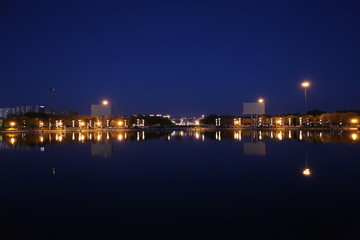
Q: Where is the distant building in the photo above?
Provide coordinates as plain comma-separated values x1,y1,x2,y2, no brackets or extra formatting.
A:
91,103,113,116
35,105,46,113
0,105,41,118
243,102,265,115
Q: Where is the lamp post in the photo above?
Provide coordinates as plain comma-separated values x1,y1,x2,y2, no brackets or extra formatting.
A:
301,81,310,126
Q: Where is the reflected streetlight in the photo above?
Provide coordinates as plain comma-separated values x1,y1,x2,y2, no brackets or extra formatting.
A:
351,133,358,141
302,139,311,177
303,168,311,176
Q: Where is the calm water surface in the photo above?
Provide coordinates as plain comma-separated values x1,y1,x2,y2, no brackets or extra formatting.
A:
0,130,359,238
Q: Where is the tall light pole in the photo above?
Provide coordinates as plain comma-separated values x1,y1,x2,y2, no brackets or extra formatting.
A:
301,81,310,126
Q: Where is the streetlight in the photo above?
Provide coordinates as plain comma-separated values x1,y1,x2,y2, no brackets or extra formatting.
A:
301,81,310,126
102,100,109,105
258,98,264,103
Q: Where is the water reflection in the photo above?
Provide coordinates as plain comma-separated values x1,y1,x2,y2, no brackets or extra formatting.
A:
91,143,113,158
243,142,266,156
0,130,358,152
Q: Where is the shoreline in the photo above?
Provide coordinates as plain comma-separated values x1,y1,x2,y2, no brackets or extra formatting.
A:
1,126,359,133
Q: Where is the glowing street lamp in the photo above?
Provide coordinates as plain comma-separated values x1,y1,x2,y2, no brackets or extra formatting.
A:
301,81,310,126
258,98,264,103
102,100,109,105
10,122,16,127
118,120,124,127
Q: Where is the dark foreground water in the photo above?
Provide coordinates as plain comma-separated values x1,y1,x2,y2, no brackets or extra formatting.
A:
0,130,359,239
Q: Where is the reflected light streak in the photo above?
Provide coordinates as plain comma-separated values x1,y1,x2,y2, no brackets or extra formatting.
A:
351,133,358,141
195,132,200,139
303,168,311,176
117,134,123,141
216,131,221,141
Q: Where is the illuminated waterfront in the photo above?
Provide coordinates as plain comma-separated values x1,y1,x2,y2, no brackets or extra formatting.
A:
0,130,359,238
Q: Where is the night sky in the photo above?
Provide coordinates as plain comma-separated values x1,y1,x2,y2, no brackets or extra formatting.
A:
1,0,360,116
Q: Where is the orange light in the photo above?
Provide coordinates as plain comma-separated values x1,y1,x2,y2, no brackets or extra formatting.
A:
351,133,358,141
301,81,310,88
10,122,16,127
102,100,109,105
350,119,358,124
303,168,311,176
118,121,124,126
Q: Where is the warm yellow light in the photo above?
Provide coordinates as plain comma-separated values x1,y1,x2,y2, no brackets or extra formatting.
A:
10,122,16,127
102,100,109,105
97,121,101,126
303,168,311,176
351,133,358,141
118,121,124,126
258,98,264,103
301,81,310,88
10,137,15,145
350,119,358,124
117,134,123,141
80,121,85,126
195,121,200,125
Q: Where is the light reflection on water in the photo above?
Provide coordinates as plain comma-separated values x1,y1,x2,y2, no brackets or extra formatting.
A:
0,130,358,151
0,130,359,237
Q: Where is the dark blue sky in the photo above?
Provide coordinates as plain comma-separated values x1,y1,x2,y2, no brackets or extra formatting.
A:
1,0,360,116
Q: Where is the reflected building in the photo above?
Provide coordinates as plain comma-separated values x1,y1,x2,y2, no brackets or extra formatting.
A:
91,143,113,157
243,142,266,156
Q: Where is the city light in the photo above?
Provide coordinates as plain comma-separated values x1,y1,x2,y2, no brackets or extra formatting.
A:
118,121,124,126
10,122,16,127
301,81,310,88
10,137,15,145
303,168,311,176
258,98,264,103
351,133,358,141
350,119,358,124
102,100,109,105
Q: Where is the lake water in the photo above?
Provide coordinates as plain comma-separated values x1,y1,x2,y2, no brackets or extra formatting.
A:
0,130,359,238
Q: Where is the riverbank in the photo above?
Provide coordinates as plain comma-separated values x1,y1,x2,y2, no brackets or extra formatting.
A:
1,125,359,133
